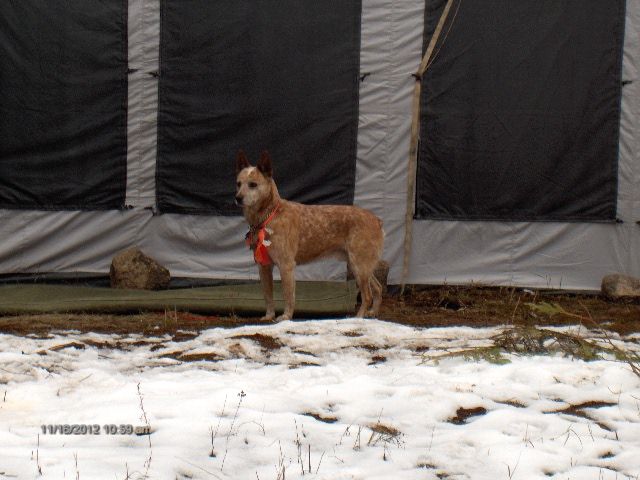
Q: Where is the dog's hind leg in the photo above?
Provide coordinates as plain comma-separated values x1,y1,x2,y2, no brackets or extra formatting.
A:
353,269,373,318
259,264,275,321
348,258,373,318
367,275,382,318
347,224,383,318
348,256,377,319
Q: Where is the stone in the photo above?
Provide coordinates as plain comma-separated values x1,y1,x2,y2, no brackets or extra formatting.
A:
601,273,640,298
110,247,170,290
347,260,390,295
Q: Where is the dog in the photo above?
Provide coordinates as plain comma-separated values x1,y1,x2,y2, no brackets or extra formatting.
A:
235,150,384,321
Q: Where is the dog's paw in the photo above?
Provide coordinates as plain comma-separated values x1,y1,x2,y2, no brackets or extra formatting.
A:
275,314,292,322
260,314,275,322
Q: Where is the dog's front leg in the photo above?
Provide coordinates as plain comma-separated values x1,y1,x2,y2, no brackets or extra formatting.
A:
259,264,275,321
277,262,296,321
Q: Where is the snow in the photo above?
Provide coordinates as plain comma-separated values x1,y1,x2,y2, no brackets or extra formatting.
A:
0,319,639,480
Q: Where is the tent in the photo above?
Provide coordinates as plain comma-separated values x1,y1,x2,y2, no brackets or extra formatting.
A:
0,0,638,291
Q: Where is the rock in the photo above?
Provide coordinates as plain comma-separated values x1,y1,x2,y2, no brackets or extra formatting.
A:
110,248,170,290
601,273,640,298
347,260,390,295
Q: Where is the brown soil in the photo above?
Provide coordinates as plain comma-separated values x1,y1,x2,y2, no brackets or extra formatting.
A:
230,333,284,351
303,412,339,424
160,351,224,362
545,401,616,432
380,286,640,336
0,285,638,337
448,406,488,425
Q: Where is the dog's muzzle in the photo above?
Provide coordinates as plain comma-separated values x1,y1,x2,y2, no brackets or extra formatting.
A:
235,195,243,206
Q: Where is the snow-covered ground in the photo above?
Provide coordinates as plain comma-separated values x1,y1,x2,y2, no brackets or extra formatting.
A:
0,319,639,480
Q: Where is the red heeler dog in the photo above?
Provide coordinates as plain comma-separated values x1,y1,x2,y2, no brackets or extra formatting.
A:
235,151,384,321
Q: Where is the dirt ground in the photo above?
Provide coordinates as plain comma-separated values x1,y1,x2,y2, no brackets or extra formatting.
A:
381,286,640,335
0,285,638,338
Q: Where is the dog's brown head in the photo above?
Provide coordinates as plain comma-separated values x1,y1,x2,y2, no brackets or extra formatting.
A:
235,150,274,208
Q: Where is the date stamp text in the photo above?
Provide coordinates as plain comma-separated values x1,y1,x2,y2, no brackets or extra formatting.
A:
41,424,150,435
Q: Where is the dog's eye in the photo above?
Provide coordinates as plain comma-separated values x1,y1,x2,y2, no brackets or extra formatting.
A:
248,182,258,188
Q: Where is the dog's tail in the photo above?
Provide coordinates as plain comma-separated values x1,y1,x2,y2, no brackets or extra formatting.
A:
377,217,385,258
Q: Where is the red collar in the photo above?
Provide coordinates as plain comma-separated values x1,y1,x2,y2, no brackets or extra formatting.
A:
245,203,280,265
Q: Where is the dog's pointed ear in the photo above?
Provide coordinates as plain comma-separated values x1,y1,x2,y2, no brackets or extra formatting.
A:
236,150,250,174
257,150,273,178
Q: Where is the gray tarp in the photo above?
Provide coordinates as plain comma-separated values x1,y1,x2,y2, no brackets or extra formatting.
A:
0,0,638,290
0,281,358,315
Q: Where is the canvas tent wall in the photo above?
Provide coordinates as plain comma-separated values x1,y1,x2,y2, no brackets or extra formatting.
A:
0,0,638,291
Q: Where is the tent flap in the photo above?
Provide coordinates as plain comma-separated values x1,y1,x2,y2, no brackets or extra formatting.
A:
156,0,362,215
416,0,625,221
0,0,128,210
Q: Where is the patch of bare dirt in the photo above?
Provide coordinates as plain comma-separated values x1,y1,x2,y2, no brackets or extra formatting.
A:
545,401,616,432
230,333,283,351
36,341,85,355
303,412,339,424
368,355,387,365
494,399,527,408
343,330,363,337
0,285,638,336
380,286,640,336
160,351,223,363
448,406,488,425
288,361,320,369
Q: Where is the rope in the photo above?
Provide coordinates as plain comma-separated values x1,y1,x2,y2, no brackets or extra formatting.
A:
400,0,457,295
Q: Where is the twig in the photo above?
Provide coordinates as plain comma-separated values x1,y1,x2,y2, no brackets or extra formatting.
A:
353,425,362,451
577,301,640,378
36,433,42,475
504,450,522,479
222,390,246,470
174,456,224,479
510,295,521,324
137,383,152,478
275,441,286,480
427,426,435,452
315,451,325,474
210,393,228,457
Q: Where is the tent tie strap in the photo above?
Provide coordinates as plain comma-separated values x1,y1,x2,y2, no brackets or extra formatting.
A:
400,0,457,294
